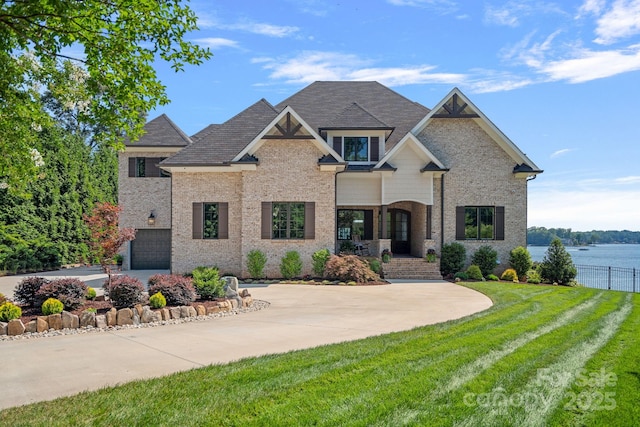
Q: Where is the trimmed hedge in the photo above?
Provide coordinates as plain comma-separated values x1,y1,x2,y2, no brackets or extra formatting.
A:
148,274,196,306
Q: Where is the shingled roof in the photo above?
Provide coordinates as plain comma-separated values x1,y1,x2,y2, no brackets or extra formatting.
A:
161,82,431,166
125,113,192,147
276,81,429,151
162,99,279,166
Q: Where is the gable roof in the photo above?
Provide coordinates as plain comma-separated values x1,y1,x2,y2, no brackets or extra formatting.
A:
320,102,392,130
412,87,542,174
162,99,279,166
275,81,429,151
125,113,192,147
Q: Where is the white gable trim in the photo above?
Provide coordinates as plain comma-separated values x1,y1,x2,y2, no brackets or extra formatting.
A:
233,106,344,162
412,87,541,172
375,132,445,169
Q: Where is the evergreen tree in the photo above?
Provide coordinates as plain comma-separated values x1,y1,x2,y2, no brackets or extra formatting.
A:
539,238,577,285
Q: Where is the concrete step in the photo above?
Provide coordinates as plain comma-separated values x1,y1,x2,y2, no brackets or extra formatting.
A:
382,257,443,280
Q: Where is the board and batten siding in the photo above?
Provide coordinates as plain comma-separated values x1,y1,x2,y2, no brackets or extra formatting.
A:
336,174,382,205
382,144,433,205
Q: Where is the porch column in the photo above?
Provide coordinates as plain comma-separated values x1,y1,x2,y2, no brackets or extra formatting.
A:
381,205,388,239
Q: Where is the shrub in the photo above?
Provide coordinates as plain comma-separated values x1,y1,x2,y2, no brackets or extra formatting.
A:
104,275,145,309
454,271,469,281
86,287,97,300
501,268,518,282
35,278,88,310
324,255,380,282
339,240,356,254
441,242,466,276
472,246,498,277
539,238,577,285
509,246,533,279
247,250,267,279
526,269,541,284
148,274,196,306
0,293,6,305
149,292,167,309
368,258,381,274
14,276,50,307
41,298,64,315
280,251,302,280
466,264,483,280
0,301,22,321
487,274,500,281
311,248,331,277
192,266,224,300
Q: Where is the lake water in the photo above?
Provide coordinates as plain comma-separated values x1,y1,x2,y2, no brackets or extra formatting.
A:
527,244,640,270
528,244,640,292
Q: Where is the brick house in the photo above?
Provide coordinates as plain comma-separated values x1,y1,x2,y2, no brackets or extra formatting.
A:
118,81,541,278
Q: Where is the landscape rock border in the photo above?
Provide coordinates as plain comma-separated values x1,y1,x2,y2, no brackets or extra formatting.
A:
0,298,269,341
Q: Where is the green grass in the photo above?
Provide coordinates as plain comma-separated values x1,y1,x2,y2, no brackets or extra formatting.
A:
1,282,638,426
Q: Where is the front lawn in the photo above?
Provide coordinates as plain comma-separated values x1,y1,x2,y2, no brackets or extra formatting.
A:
1,282,638,426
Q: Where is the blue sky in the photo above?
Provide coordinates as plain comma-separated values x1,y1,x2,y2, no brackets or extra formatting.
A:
150,0,640,232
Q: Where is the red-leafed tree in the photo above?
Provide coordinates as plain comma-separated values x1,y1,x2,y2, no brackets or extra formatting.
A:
83,202,135,284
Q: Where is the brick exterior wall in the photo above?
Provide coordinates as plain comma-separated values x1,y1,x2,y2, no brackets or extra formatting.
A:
118,151,175,269
171,139,336,277
417,119,528,273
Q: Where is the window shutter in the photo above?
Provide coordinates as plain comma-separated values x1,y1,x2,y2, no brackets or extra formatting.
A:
456,206,466,240
332,136,342,156
218,202,229,239
304,202,315,239
261,202,272,239
495,206,505,241
146,157,161,177
363,210,374,240
128,157,137,177
370,137,379,162
192,202,203,239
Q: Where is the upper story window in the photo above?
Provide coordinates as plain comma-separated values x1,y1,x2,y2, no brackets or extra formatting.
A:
331,134,380,163
343,137,369,162
128,157,169,178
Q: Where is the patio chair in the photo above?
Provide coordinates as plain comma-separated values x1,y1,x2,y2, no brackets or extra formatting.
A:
353,235,370,256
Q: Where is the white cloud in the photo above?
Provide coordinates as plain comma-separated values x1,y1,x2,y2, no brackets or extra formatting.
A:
484,1,567,27
540,46,640,82
485,4,521,27
197,17,299,38
577,0,606,17
193,38,240,49
594,0,640,44
551,148,572,158
387,0,457,9
259,51,468,86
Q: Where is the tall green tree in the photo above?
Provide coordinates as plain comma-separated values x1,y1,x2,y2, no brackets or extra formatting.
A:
539,238,577,285
0,0,211,194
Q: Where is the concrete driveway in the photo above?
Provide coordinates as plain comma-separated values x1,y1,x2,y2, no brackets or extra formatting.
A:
0,269,492,411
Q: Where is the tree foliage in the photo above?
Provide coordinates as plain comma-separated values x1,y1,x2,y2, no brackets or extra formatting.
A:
440,242,466,276
528,227,640,245
0,0,211,193
83,202,136,279
539,238,577,285
509,246,533,279
471,245,498,277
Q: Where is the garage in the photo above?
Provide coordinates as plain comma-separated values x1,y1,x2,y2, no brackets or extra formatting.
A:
130,229,171,269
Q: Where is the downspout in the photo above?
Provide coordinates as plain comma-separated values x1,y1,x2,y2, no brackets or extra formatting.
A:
440,175,445,250
334,168,347,254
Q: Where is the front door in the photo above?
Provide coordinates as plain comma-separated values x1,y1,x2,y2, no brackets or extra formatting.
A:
390,209,411,254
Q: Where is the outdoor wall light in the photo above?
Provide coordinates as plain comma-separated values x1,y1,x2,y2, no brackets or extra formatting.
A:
147,211,156,226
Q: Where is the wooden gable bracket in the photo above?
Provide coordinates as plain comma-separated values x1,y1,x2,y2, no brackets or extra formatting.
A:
263,112,314,139
432,93,480,118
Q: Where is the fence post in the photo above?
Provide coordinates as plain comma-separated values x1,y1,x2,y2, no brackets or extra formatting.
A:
608,266,611,290
634,268,636,293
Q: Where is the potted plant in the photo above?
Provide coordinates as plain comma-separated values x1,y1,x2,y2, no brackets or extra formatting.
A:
114,254,124,267
381,249,393,263
426,248,437,263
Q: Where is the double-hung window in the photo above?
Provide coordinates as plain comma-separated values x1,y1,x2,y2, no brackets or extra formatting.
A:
192,202,229,239
128,157,169,177
272,202,305,239
332,136,380,163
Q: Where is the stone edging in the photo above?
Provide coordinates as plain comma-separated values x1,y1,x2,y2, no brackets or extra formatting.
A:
0,299,270,342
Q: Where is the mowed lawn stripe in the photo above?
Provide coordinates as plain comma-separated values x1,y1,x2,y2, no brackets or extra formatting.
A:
0,283,637,427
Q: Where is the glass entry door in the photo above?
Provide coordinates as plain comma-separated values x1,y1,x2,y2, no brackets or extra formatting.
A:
390,209,411,254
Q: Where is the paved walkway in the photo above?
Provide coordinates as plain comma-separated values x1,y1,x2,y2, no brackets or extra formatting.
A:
0,269,492,410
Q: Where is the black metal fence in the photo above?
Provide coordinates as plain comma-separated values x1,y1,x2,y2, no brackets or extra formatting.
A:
576,264,638,293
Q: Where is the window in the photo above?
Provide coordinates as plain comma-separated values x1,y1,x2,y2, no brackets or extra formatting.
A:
262,202,315,240
332,136,380,162
203,203,219,239
272,202,305,239
338,209,374,240
128,157,169,178
343,137,368,162
456,206,505,241
192,202,228,240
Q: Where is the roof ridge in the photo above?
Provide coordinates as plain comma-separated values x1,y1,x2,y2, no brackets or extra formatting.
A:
159,113,193,145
